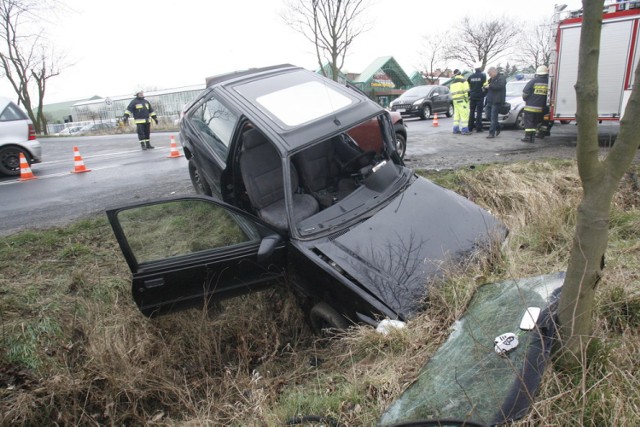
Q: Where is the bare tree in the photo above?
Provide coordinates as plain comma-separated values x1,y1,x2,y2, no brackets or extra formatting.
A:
445,16,520,69
417,32,450,84
282,0,370,81
516,19,554,70
0,0,62,134
555,0,640,369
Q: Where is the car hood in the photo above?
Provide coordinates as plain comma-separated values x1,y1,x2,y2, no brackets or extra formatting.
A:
506,95,524,104
313,177,506,319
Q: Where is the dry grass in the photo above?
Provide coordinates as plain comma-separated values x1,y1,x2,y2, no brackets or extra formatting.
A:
1,160,639,426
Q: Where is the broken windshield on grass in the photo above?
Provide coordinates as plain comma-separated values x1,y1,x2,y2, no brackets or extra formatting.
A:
379,272,564,426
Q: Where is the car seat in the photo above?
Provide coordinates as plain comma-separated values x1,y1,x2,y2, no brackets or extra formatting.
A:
239,129,318,232
293,135,358,208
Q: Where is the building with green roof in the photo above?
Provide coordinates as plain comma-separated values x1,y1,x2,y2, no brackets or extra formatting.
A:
410,71,427,86
352,56,413,107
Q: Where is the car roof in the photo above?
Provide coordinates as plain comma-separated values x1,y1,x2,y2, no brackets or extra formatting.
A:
203,65,385,152
205,64,298,88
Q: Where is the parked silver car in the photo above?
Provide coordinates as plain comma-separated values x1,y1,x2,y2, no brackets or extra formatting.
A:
483,79,530,130
0,96,42,176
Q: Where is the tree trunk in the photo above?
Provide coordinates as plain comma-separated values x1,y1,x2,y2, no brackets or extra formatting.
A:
555,0,640,369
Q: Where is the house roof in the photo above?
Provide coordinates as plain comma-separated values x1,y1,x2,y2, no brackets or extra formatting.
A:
354,56,413,88
410,71,426,85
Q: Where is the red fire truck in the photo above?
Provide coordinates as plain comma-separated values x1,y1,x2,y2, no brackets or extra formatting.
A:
549,3,640,125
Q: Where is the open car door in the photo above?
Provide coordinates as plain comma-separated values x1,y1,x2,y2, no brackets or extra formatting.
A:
106,196,286,317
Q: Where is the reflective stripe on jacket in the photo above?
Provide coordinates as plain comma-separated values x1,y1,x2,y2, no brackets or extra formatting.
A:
124,96,157,124
522,75,548,113
451,76,470,103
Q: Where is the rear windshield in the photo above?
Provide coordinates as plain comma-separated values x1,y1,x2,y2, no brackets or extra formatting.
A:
0,101,28,121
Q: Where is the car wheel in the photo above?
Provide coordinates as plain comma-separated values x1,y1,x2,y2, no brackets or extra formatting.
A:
446,103,454,118
515,110,525,130
0,146,29,177
419,105,432,120
309,302,349,336
188,159,212,196
395,132,406,159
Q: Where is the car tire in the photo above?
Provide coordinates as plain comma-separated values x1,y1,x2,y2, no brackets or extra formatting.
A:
515,110,525,130
395,132,406,159
446,103,454,118
0,146,29,177
419,105,432,120
188,159,212,196
309,302,349,336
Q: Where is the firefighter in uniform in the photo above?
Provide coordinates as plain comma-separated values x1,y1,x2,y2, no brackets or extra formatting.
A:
521,65,549,143
450,69,471,135
467,62,486,132
123,91,158,150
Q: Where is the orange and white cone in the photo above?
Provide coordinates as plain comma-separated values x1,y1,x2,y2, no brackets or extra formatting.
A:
71,146,91,174
432,113,439,127
18,152,37,181
167,135,183,158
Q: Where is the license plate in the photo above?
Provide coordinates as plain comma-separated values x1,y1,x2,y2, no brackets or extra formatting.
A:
397,109,405,113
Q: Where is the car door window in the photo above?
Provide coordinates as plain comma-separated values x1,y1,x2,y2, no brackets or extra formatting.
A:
115,199,260,265
191,97,238,160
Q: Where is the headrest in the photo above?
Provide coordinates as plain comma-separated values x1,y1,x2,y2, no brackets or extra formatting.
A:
243,129,269,150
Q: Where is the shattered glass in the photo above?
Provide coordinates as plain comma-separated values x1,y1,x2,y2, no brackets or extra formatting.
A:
379,272,564,426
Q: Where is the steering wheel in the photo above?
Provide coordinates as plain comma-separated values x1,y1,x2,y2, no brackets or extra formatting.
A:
339,150,377,174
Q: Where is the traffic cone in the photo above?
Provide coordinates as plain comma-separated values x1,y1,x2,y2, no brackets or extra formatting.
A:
71,146,92,174
167,135,183,158
18,152,37,181
432,113,439,127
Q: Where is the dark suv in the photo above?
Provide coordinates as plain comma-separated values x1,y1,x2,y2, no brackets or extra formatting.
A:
389,85,453,120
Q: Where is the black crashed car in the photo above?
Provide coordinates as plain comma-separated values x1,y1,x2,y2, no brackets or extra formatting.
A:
106,64,505,334
389,85,454,120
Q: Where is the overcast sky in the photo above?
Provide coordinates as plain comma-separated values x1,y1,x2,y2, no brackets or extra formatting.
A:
2,0,584,104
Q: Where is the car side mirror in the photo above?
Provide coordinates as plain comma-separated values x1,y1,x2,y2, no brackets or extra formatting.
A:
257,234,282,263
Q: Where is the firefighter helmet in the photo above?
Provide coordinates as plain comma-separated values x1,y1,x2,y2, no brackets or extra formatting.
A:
453,69,461,76
535,65,549,75
135,90,144,97
474,61,483,70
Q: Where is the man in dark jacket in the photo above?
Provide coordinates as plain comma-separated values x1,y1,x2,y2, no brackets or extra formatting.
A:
123,91,158,150
484,67,506,139
521,65,550,143
467,62,486,132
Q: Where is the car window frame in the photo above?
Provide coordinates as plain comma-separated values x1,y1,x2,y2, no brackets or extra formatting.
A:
186,92,240,163
0,101,28,122
106,195,288,317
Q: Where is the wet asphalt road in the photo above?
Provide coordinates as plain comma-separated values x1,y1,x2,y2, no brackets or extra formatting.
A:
0,132,193,236
402,115,620,170
0,120,627,236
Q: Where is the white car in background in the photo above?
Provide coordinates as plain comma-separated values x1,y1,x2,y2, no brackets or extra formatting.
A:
55,125,84,136
0,96,42,176
482,79,530,130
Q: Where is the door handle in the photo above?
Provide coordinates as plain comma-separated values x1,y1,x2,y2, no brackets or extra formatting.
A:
144,277,164,288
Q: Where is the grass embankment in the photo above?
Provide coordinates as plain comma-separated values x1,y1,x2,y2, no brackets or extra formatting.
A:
1,160,639,426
